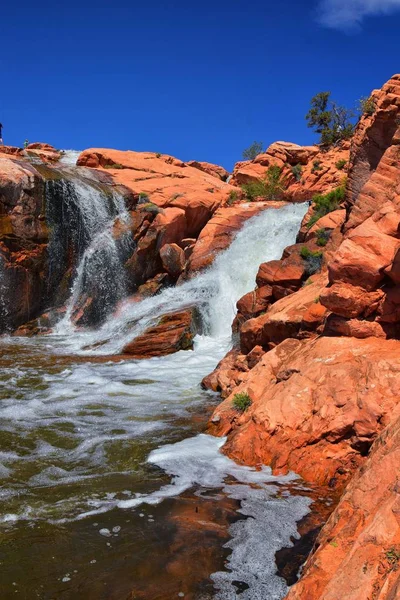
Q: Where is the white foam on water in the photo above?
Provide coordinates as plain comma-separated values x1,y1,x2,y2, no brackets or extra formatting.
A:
58,150,82,166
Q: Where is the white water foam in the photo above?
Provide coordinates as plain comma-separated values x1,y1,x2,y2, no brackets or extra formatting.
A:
58,202,308,354
59,150,82,166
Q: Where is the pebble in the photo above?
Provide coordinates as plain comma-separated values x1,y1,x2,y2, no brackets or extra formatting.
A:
99,528,112,537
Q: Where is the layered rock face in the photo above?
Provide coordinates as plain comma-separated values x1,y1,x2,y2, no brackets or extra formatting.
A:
286,405,400,600
0,157,47,329
203,74,400,599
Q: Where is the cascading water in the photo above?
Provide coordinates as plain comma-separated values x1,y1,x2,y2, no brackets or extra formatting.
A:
44,175,132,329
0,202,313,599
63,202,307,355
0,253,9,330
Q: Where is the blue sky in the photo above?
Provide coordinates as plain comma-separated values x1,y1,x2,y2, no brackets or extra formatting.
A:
2,0,400,169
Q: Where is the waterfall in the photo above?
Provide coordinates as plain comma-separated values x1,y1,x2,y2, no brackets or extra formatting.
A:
0,253,9,330
64,202,308,354
44,175,132,330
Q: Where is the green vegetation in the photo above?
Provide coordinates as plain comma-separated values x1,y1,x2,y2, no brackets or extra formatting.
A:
155,153,161,158
306,92,354,146
306,184,346,229
141,202,161,215
242,141,264,161
359,96,376,116
300,247,323,276
315,228,331,247
385,548,400,567
232,392,252,412
291,164,303,182
227,190,239,205
335,159,347,170
300,247,322,260
241,165,285,201
311,160,322,173
138,192,150,202
104,162,124,169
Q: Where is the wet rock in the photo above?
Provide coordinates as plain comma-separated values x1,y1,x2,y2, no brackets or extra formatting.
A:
122,309,199,358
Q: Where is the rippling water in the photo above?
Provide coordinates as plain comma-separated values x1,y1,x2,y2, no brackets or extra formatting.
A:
0,204,312,599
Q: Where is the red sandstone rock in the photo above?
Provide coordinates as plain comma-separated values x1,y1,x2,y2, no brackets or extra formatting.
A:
208,336,400,486
123,310,198,358
186,160,229,181
236,285,273,320
231,141,349,202
240,274,328,353
328,204,400,291
125,207,187,286
345,74,400,231
324,314,399,339
320,282,384,319
77,148,238,238
159,243,186,278
285,404,400,600
256,258,305,289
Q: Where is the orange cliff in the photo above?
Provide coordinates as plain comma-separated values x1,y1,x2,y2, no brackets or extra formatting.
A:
203,73,400,599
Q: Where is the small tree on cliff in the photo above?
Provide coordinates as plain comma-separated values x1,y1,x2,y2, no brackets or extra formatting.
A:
242,141,264,160
306,92,354,146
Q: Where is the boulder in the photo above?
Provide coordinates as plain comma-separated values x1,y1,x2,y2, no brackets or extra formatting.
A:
208,336,400,486
160,243,186,278
186,160,229,181
320,282,384,319
122,309,198,358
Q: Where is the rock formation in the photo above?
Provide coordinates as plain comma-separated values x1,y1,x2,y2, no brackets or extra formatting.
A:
203,74,400,599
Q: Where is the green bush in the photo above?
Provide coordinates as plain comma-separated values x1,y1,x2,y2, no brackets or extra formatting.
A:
104,162,124,169
306,184,346,229
138,192,150,202
227,190,239,205
141,202,160,214
359,96,376,116
300,247,322,260
315,228,331,247
241,165,285,201
312,160,322,173
291,164,302,182
242,141,264,161
335,159,347,170
300,247,323,276
232,392,252,412
155,152,161,158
